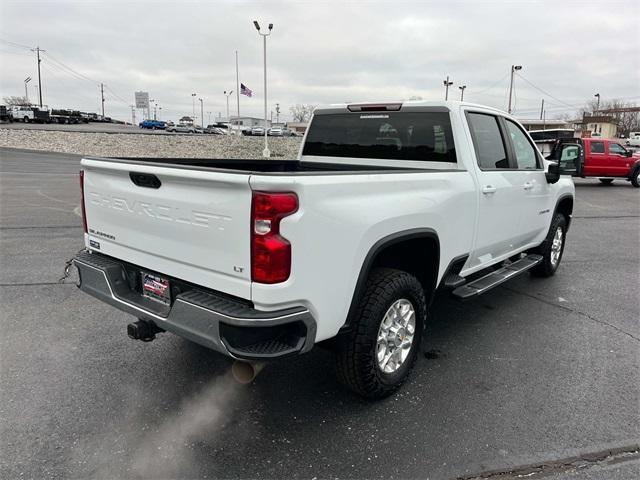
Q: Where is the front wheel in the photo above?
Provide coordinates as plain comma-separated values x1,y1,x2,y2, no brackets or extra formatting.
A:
599,178,614,185
531,213,567,277
631,169,640,188
335,268,426,399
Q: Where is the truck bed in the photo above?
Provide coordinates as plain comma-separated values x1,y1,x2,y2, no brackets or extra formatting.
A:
91,156,418,174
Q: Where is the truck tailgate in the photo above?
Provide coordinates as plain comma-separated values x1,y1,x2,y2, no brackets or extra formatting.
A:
81,158,252,299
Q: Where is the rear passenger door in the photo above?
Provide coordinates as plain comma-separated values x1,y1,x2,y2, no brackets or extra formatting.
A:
466,111,526,270
584,140,607,175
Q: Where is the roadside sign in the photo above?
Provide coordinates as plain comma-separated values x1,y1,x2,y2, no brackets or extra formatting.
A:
135,91,149,109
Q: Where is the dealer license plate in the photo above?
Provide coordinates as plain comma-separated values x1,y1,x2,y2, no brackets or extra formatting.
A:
141,272,171,305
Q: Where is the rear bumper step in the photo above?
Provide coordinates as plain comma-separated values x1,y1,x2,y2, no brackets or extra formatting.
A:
452,254,543,300
73,250,316,360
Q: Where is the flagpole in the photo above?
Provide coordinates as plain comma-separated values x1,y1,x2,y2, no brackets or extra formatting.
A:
235,50,240,128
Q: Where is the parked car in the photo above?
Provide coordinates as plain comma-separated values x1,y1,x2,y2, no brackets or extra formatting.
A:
139,120,166,130
549,137,640,187
268,127,283,136
251,126,265,136
626,131,640,147
167,124,196,133
73,100,575,398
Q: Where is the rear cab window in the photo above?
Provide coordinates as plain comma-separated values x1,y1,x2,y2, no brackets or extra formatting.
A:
590,141,605,154
302,111,456,163
466,112,509,169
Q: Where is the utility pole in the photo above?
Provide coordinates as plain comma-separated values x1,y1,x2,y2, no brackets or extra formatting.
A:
594,93,600,113
31,46,45,107
254,20,273,158
540,99,544,120
207,111,212,124
191,93,196,122
458,85,466,101
507,64,522,114
443,76,453,100
199,98,204,127
100,83,105,118
276,103,280,124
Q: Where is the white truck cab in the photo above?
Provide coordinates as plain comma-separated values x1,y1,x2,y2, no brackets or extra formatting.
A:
73,100,574,398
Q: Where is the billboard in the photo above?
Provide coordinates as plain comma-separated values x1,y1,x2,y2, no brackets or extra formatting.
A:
135,91,149,109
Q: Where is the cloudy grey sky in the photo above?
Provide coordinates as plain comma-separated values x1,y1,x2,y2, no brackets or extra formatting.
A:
1,0,638,124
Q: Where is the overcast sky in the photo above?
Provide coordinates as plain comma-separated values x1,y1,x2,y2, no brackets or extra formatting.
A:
1,0,638,124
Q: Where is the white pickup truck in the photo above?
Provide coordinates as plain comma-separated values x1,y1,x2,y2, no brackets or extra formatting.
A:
73,101,575,398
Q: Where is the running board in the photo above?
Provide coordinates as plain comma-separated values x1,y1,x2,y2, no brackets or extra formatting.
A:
452,254,543,300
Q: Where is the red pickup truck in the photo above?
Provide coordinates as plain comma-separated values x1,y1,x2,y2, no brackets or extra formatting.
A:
553,138,640,187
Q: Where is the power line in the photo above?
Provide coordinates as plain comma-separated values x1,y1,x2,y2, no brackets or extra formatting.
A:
0,38,32,50
515,72,575,109
470,73,510,95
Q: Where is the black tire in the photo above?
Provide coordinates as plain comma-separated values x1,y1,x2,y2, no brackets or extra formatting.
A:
631,169,640,188
335,268,426,399
599,178,614,185
531,213,567,277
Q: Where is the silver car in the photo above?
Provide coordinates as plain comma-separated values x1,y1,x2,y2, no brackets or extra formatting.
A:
251,126,265,136
167,124,196,134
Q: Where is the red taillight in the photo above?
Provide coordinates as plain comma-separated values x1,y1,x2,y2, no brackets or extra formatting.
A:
251,191,298,284
79,170,88,234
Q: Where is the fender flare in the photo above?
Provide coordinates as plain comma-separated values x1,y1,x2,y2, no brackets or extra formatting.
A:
628,159,640,180
341,228,440,331
553,193,575,231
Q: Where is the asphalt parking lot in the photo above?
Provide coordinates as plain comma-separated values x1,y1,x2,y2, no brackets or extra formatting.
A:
1,147,638,479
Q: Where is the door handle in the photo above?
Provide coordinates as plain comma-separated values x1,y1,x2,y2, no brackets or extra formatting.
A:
482,185,497,194
523,182,534,190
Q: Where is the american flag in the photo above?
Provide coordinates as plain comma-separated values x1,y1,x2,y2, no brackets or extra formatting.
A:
240,83,252,97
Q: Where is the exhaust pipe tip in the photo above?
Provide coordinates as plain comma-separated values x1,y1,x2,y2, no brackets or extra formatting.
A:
231,361,264,384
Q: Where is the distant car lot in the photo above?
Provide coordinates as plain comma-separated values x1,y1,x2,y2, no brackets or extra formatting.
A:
0,147,638,479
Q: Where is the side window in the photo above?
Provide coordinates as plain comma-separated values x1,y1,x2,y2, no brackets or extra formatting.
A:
505,119,540,169
467,113,509,169
609,143,626,155
590,141,605,154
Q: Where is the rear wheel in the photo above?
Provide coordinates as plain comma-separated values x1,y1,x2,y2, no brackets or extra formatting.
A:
531,213,567,277
599,178,614,185
631,169,640,188
335,268,426,399
23,116,29,123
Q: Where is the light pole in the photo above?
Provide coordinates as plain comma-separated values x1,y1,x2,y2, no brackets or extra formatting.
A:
149,99,155,121
275,103,280,124
459,85,466,101
224,90,233,122
253,20,273,158
158,107,162,121
199,98,204,128
507,65,522,114
154,103,158,120
130,105,135,126
24,77,31,103
443,76,453,100
191,93,196,123
594,93,600,113
207,111,212,124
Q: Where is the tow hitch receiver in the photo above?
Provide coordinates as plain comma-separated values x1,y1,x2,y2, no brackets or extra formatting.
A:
127,319,164,342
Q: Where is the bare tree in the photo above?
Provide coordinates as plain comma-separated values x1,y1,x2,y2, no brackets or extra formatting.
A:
577,99,640,136
3,96,30,106
289,104,316,123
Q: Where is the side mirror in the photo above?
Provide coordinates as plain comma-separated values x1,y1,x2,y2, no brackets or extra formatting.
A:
546,162,560,184
625,150,633,158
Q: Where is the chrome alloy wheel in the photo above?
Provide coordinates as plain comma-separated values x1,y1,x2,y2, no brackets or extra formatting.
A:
550,226,564,267
376,299,416,374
